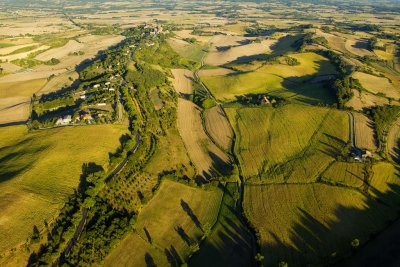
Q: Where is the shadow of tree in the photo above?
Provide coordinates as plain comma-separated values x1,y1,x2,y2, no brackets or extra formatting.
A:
258,182,400,267
181,199,202,230
164,245,182,267
175,225,194,246
145,252,157,267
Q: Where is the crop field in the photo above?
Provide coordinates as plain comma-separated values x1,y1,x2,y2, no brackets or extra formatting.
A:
354,112,377,151
172,69,194,95
204,40,274,66
204,106,233,151
134,180,223,261
190,183,254,267
203,52,337,104
321,162,365,188
353,72,400,99
368,162,400,207
35,40,84,61
0,124,128,260
226,105,349,182
177,99,230,179
167,38,206,63
198,68,234,78
315,30,347,54
387,117,400,163
37,70,79,95
244,183,398,267
0,78,47,124
345,38,374,57
346,89,390,111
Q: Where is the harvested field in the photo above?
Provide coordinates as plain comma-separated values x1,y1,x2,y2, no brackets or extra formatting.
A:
315,29,347,54
322,162,365,188
177,99,230,179
198,68,235,78
0,62,22,74
0,45,49,62
244,183,398,267
0,43,39,56
226,105,349,182
135,180,223,260
172,69,194,95
353,72,400,99
35,40,84,61
204,105,234,151
37,70,79,95
0,124,128,262
345,38,374,57
354,112,377,151
346,89,389,111
204,40,274,66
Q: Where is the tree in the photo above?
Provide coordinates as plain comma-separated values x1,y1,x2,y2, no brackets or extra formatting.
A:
255,253,264,262
31,225,40,243
351,238,360,249
279,261,288,267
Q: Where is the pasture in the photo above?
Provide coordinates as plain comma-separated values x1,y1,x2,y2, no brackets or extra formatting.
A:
244,183,398,267
203,52,337,104
368,162,400,207
177,99,230,180
346,89,390,111
226,104,349,182
0,124,128,261
134,180,223,261
204,106,234,151
167,38,206,63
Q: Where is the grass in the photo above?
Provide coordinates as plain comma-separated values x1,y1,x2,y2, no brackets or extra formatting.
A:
203,52,337,104
204,106,234,151
368,162,400,207
167,38,206,63
244,183,399,267
0,43,15,49
190,183,254,267
0,124,129,256
353,72,400,99
134,179,223,261
7,45,38,55
321,162,365,188
0,79,47,98
226,104,349,182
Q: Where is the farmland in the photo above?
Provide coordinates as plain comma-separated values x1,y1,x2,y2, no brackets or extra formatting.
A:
1,0,400,266
226,104,349,182
244,183,398,267
0,124,128,263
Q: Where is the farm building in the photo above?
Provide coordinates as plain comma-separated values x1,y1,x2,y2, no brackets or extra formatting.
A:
56,115,72,125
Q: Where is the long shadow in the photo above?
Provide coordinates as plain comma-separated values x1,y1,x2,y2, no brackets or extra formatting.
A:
144,253,157,267
175,225,193,246
0,121,26,127
164,245,182,267
257,181,400,267
181,199,202,230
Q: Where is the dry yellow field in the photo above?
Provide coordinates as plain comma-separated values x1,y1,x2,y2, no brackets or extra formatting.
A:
0,45,50,62
353,72,400,99
204,40,274,66
172,69,194,95
177,99,229,179
0,43,40,56
346,89,390,111
198,68,234,77
204,105,234,151
37,70,79,95
345,39,374,57
35,40,84,61
354,112,377,151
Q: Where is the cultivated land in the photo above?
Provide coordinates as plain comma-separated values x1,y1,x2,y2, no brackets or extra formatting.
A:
177,99,229,179
204,105,234,151
107,179,223,265
0,124,128,263
244,183,398,267
226,104,349,182
1,1,400,266
203,52,337,103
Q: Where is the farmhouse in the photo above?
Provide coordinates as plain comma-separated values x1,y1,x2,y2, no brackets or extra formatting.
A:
93,84,100,89
56,115,72,125
261,96,270,105
97,103,106,106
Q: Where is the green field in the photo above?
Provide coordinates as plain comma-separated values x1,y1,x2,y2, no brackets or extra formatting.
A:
321,162,365,188
190,183,254,267
244,183,399,267
168,38,206,63
226,104,349,182
203,52,337,104
0,124,128,257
